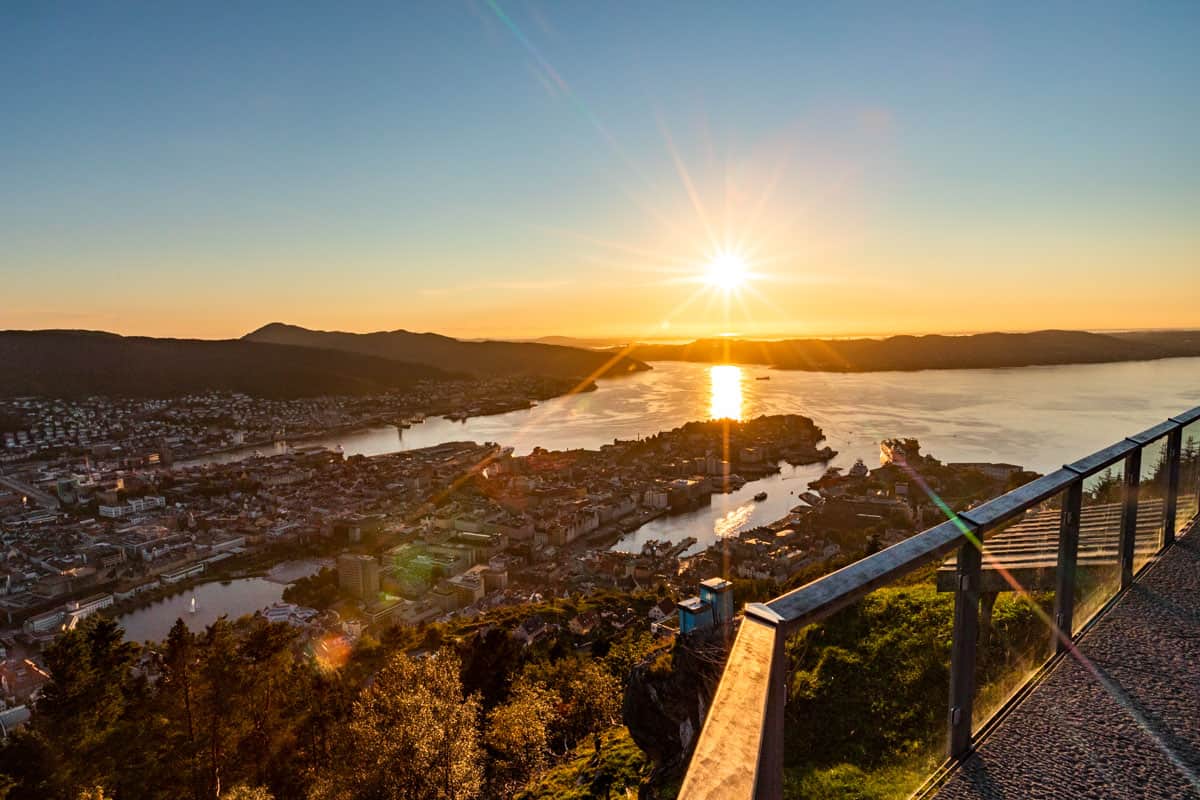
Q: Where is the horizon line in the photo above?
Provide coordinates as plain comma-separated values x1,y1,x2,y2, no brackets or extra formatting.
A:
3,322,1199,345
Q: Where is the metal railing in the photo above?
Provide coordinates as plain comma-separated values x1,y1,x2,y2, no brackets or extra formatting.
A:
678,405,1200,800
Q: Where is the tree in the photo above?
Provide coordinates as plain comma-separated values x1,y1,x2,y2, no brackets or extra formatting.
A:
74,788,111,800
485,684,557,796
516,657,620,754
1087,467,1123,504
238,623,300,788
33,617,138,797
459,626,524,708
159,619,203,800
281,569,340,610
220,786,273,800
0,730,54,800
310,649,483,800
198,619,248,799
602,630,660,690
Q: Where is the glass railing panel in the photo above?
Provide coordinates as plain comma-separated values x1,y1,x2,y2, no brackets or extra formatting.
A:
1072,463,1125,632
1135,438,1168,575
1177,421,1200,535
782,572,950,799
971,490,1062,728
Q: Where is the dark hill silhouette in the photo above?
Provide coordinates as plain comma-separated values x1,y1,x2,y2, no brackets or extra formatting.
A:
243,323,650,380
1109,329,1200,355
621,329,1200,371
0,330,450,398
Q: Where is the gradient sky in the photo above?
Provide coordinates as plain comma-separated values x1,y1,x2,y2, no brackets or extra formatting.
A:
3,1,1198,340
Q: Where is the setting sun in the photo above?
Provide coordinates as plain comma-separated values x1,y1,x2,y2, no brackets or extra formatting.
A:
705,252,750,291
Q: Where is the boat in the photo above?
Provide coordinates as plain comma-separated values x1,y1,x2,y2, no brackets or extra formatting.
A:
753,491,768,502
189,595,197,614
755,375,771,380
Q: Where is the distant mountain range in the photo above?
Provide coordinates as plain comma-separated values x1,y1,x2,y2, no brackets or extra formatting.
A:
0,330,450,398
619,329,1200,372
243,323,650,380
4,327,1196,400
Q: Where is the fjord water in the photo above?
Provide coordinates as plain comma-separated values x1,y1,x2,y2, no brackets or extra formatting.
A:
199,357,1200,473
190,357,1200,553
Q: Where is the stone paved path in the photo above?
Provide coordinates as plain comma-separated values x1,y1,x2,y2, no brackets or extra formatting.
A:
936,529,1200,799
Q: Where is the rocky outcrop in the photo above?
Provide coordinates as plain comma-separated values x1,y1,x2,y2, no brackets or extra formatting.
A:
622,626,732,796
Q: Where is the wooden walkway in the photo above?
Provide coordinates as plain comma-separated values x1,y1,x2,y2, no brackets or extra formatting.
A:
934,521,1200,799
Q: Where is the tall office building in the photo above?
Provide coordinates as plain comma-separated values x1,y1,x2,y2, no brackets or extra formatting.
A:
337,553,380,600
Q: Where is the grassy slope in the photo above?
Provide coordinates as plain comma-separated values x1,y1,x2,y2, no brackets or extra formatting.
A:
516,726,651,800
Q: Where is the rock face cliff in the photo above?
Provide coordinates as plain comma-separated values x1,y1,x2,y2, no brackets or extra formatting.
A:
622,627,732,796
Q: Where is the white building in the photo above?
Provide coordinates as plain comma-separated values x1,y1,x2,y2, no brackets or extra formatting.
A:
99,495,166,518
160,562,205,584
65,593,114,628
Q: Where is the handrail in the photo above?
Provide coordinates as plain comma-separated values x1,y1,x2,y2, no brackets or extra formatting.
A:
958,467,1076,529
762,518,971,634
679,405,1200,800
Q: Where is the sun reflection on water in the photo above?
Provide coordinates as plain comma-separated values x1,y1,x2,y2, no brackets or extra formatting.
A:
709,365,744,420
713,502,755,539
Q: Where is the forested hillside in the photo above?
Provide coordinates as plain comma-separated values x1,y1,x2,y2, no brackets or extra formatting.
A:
0,331,449,398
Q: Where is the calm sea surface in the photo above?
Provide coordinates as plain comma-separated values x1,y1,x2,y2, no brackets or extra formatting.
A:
182,357,1199,557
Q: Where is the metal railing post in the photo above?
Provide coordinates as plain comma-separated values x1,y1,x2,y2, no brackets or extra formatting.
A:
1051,480,1082,652
1163,428,1182,548
948,535,981,759
1119,449,1141,588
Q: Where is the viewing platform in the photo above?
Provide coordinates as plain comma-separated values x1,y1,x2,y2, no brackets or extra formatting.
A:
936,528,1200,798
679,405,1200,800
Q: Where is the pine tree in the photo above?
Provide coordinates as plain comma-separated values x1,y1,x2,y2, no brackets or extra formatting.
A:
198,619,246,799
161,619,203,800
35,617,137,797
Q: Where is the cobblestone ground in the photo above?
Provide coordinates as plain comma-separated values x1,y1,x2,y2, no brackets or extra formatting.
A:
936,528,1200,800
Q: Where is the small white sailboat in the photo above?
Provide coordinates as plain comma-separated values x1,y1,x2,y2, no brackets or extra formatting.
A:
189,595,197,614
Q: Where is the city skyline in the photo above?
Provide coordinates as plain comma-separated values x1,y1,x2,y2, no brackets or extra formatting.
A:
5,2,1200,340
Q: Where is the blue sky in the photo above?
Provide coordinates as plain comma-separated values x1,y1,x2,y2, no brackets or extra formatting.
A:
3,2,1198,338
